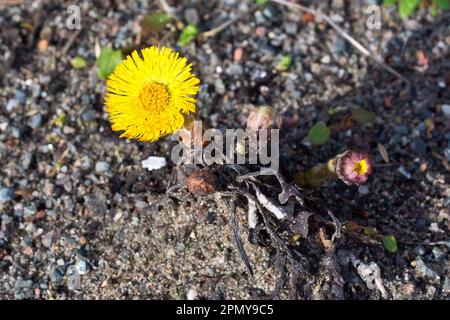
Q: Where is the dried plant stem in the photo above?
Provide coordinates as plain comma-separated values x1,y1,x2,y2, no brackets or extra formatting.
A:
61,29,81,57
270,0,412,86
201,19,237,39
229,198,254,277
200,4,260,40
294,162,334,188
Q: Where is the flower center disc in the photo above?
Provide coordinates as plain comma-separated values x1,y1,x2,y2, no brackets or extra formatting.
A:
139,82,169,113
354,159,367,175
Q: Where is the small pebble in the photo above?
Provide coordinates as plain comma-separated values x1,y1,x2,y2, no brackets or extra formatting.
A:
50,265,65,284
29,114,42,129
413,246,426,256
444,148,450,162
23,246,33,256
15,90,26,104
141,156,166,171
414,258,440,281
426,285,436,297
37,39,49,52
22,153,35,170
284,22,298,35
358,185,369,195
134,200,149,210
0,188,14,202
14,203,24,217
80,156,92,170
95,161,110,173
41,231,54,248
255,26,266,37
443,277,450,294
233,48,243,62
184,8,199,25
75,258,89,275
398,166,412,179
442,104,450,118
1,214,12,224
402,283,415,296
410,138,427,155
24,203,37,217
432,246,445,260
321,55,331,64
187,289,197,300
6,99,17,112
214,79,226,95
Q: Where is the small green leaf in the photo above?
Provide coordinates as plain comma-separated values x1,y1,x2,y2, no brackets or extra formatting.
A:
430,6,439,15
352,108,376,124
256,0,269,5
433,0,450,9
307,122,331,146
328,106,345,116
178,24,199,47
53,114,66,127
382,235,398,253
19,21,33,30
383,0,397,6
398,0,421,18
364,227,378,237
276,55,292,71
97,47,122,80
141,12,171,32
70,56,87,69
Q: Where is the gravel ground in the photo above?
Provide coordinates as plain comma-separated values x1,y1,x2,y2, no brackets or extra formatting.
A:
0,0,449,299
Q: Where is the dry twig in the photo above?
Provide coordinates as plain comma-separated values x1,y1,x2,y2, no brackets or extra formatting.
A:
200,4,260,40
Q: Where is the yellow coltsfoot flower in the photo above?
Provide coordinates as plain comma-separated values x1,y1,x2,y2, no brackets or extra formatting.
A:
104,46,200,142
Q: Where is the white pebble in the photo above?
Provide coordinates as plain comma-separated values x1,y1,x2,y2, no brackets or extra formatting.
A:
442,104,450,119
187,289,197,300
141,156,166,171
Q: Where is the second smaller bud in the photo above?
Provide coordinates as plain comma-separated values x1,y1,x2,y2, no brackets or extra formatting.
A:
246,106,282,132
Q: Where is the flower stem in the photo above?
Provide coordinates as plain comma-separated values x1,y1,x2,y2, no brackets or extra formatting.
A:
294,150,372,188
294,159,336,188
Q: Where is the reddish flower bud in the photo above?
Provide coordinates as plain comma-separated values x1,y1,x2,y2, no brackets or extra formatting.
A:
179,115,208,147
246,106,282,132
187,170,216,196
333,150,373,185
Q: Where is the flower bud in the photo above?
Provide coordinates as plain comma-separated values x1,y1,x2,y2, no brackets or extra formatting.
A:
179,115,207,147
187,170,216,196
331,150,373,185
246,106,282,132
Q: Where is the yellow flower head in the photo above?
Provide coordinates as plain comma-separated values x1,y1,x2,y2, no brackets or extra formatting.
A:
353,159,368,175
104,46,200,142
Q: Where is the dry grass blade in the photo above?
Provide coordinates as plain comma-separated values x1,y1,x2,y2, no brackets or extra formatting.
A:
377,143,390,164
200,4,260,40
251,183,288,220
229,198,254,277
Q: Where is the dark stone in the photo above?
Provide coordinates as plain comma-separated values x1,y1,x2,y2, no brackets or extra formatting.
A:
411,138,427,155
415,218,428,231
